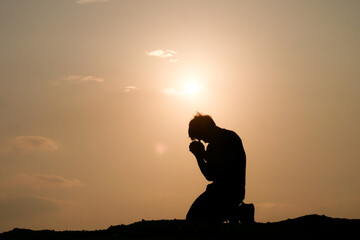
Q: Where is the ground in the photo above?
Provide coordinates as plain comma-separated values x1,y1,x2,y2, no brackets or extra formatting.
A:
0,215,359,240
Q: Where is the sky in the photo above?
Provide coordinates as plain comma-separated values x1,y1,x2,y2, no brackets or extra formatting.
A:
0,0,359,232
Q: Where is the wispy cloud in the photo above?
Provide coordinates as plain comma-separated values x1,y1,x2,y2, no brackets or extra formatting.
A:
124,86,138,92
0,195,60,221
33,174,83,188
2,136,59,153
1,173,82,190
76,0,110,4
146,49,178,62
52,75,104,86
147,49,176,58
64,75,104,83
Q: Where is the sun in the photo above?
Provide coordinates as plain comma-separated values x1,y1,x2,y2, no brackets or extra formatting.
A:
185,81,199,95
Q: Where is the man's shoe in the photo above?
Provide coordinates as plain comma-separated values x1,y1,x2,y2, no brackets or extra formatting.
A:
239,203,255,223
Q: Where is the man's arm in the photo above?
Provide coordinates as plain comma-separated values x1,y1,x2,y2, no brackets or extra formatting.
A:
189,141,214,181
195,155,214,181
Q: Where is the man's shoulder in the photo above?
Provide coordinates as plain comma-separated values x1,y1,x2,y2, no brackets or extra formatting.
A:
221,128,241,141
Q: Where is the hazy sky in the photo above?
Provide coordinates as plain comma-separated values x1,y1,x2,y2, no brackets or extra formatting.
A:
1,0,359,232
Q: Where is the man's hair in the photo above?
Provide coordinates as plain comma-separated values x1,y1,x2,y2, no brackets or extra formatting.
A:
188,113,216,140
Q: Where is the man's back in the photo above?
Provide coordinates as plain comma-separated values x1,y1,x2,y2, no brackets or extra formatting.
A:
205,128,246,199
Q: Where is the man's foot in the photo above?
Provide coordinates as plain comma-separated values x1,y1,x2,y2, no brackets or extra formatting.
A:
228,203,255,223
239,203,255,223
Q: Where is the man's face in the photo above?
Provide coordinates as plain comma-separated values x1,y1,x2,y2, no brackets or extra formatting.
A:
196,132,211,143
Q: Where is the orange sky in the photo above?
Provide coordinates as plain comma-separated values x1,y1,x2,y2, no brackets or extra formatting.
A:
1,0,360,232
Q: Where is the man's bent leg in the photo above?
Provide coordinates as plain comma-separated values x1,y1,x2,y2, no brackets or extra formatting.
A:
186,191,211,221
186,190,230,223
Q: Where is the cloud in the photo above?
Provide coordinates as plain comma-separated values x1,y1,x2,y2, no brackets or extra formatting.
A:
76,0,110,4
33,174,83,189
10,136,58,153
146,49,176,58
51,75,104,86
0,195,60,222
64,75,104,83
1,173,82,190
0,136,58,154
146,49,178,62
124,86,138,92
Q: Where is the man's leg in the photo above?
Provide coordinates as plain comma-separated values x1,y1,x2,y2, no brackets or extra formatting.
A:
186,191,211,221
186,190,230,223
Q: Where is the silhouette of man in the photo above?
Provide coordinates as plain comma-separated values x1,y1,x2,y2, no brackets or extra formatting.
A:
186,113,254,223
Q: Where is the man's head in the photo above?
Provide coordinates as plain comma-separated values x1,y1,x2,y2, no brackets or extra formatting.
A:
188,113,216,142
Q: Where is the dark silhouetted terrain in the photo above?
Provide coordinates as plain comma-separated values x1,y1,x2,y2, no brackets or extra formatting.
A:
0,215,359,239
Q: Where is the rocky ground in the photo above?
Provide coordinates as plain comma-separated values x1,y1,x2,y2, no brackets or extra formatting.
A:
0,214,359,240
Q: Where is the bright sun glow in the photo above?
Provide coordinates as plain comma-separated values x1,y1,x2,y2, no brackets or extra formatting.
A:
185,81,199,95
